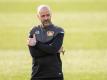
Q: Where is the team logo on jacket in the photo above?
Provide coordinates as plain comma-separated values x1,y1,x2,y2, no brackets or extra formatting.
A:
47,31,54,36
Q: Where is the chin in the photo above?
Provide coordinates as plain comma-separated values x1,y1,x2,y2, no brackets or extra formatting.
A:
43,23,50,27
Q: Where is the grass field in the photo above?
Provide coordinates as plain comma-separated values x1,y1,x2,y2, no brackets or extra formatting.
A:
0,0,107,80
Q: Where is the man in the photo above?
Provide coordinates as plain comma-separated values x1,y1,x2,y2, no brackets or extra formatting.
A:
27,5,64,80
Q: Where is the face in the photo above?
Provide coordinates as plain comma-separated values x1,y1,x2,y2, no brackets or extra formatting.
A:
37,8,51,27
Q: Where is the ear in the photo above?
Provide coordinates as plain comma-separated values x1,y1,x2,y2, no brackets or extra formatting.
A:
37,14,40,20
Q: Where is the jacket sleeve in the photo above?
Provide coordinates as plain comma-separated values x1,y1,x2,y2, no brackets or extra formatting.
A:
28,46,47,58
36,33,64,54
28,27,48,57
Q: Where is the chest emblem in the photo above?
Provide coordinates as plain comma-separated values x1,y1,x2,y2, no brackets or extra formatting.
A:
35,30,40,34
47,31,54,36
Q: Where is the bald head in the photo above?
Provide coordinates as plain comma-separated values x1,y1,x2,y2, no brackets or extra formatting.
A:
37,5,51,15
36,5,52,27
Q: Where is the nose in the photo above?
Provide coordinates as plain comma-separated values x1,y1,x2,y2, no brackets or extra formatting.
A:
44,16,48,20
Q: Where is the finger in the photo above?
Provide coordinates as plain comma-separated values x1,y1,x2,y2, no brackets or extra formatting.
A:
27,38,31,44
33,34,36,39
33,34,37,43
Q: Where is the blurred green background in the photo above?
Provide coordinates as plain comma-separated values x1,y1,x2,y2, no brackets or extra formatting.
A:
0,0,107,80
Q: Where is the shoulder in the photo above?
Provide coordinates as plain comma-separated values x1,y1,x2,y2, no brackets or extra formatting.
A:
53,25,64,34
29,25,40,34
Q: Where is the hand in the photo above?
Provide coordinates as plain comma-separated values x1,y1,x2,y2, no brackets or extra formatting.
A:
59,46,65,55
27,34,37,46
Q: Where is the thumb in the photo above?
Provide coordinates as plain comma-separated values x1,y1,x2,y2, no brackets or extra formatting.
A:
33,34,36,39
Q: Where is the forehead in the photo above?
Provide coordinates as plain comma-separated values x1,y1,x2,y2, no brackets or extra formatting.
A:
39,7,50,15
